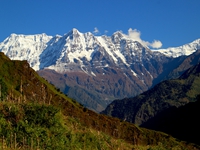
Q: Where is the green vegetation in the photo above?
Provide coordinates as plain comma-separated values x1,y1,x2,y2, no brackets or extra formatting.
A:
0,78,8,100
0,102,137,149
0,102,199,150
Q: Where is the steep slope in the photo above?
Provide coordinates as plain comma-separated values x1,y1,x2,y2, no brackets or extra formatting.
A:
102,62,200,126
166,49,200,79
152,49,200,87
1,29,200,112
141,96,200,146
1,52,199,149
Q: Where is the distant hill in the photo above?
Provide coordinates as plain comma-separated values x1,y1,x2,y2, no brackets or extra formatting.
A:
1,52,198,149
141,96,200,146
102,62,200,126
165,49,200,79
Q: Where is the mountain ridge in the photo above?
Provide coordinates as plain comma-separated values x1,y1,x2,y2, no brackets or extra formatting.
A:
102,62,200,125
1,29,200,112
1,29,199,71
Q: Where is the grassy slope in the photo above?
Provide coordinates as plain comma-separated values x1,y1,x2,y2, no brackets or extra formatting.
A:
0,103,137,150
0,52,199,149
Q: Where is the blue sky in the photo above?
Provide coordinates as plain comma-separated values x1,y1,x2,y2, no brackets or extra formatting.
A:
0,0,200,48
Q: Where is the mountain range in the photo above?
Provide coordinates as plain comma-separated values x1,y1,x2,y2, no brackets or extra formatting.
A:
1,28,200,112
1,52,198,149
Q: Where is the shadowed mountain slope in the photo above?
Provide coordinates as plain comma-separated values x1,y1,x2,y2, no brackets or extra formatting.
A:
141,96,200,146
166,49,200,79
102,62,200,126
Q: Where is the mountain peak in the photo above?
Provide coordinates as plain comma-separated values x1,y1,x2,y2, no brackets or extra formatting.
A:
111,31,125,43
112,31,124,38
72,27,79,32
10,33,17,37
70,28,80,35
64,28,82,39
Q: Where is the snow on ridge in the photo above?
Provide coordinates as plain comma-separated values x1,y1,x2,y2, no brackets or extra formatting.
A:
91,71,96,76
0,29,200,73
153,38,200,58
62,29,98,63
131,70,137,77
0,33,53,70
96,36,118,62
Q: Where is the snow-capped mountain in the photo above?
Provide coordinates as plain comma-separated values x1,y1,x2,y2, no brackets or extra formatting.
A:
0,33,52,70
153,39,200,57
0,28,200,112
1,28,199,72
